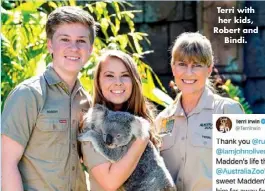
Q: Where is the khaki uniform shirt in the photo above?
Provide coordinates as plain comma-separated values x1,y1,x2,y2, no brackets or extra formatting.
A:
2,66,91,191
155,88,244,191
81,142,109,191
81,143,126,191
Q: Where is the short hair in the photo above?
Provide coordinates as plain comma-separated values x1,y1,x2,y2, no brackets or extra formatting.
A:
46,6,97,44
171,32,214,67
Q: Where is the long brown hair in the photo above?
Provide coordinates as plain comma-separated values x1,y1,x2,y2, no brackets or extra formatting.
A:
93,50,160,148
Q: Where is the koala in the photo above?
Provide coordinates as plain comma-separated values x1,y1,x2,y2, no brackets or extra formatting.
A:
78,104,176,191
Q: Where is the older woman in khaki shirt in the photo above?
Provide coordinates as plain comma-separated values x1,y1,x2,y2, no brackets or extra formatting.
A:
156,32,244,191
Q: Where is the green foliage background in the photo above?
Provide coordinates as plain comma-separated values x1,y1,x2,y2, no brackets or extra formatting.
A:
1,0,252,113
1,0,173,111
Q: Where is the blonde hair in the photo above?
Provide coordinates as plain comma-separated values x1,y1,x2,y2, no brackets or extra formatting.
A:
93,50,160,147
171,32,214,67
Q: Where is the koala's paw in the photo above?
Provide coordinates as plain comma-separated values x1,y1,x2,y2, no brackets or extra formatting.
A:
78,130,98,142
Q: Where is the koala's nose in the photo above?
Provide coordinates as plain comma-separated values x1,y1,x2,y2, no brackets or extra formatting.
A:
105,134,113,145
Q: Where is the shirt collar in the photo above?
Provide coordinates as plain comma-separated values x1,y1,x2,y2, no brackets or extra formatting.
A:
174,87,215,117
44,64,82,94
173,93,185,116
44,64,63,85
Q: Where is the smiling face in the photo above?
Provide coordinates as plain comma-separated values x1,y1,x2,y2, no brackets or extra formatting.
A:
170,32,214,98
47,23,93,77
99,57,133,110
171,60,212,97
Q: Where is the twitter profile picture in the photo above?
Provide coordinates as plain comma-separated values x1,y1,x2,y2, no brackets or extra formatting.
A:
216,117,232,133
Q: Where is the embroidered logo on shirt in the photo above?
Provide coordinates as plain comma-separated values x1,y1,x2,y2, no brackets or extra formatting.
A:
160,118,174,134
202,135,211,139
47,109,59,114
59,119,67,124
194,132,212,141
200,123,212,130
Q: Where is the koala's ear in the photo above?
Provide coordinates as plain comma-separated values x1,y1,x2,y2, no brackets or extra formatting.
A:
131,116,150,139
93,104,108,126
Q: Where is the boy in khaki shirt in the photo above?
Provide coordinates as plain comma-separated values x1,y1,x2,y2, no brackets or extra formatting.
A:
156,32,244,191
1,6,96,191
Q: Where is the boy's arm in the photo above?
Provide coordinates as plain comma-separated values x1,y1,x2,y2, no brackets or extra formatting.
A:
1,84,39,190
1,135,24,191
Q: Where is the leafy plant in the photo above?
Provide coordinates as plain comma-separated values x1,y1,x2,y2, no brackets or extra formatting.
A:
1,0,172,111
79,1,172,106
1,0,49,110
221,80,252,114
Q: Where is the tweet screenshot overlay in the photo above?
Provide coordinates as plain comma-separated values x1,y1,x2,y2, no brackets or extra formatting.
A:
213,114,265,191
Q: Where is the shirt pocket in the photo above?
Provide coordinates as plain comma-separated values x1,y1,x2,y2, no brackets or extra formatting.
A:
190,131,212,149
161,132,176,151
26,118,69,162
159,117,177,151
38,118,68,131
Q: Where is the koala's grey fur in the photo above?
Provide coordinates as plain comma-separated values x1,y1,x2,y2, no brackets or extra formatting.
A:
78,104,176,191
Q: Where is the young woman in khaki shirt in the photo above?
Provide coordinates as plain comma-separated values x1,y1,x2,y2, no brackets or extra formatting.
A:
80,50,160,191
156,32,244,191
